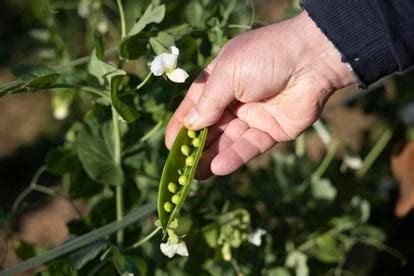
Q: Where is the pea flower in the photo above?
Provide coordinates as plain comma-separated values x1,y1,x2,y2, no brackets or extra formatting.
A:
160,241,189,258
247,228,267,247
150,46,189,83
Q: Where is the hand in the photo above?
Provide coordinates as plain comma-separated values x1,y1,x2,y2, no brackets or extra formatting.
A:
166,11,354,179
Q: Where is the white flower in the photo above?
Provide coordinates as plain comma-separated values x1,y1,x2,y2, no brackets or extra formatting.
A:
247,228,267,247
97,20,108,34
160,241,189,258
77,1,90,18
150,46,189,83
53,105,68,120
343,154,362,170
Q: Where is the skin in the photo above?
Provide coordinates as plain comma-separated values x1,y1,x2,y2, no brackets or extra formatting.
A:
166,11,354,179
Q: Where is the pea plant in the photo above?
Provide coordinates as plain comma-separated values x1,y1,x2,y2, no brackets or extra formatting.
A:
0,0,405,275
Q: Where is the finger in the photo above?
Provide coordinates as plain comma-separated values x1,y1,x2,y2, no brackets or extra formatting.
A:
210,128,276,175
196,116,249,179
205,109,236,148
231,102,293,142
165,65,214,149
184,59,235,130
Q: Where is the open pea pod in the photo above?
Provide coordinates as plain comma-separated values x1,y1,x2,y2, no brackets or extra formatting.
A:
158,127,208,233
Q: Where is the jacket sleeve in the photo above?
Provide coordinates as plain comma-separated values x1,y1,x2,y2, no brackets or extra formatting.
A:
301,0,414,88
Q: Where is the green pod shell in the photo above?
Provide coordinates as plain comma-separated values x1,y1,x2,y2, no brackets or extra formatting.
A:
157,127,208,232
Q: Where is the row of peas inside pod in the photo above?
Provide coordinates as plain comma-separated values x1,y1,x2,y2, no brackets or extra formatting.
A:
158,127,208,235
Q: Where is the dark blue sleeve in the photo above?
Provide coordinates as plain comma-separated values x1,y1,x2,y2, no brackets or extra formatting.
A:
301,0,414,88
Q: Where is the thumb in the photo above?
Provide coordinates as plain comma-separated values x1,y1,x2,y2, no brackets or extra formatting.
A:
184,68,234,130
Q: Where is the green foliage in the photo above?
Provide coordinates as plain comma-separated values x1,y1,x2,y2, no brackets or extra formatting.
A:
0,0,405,275
119,4,166,59
75,119,125,186
11,64,60,88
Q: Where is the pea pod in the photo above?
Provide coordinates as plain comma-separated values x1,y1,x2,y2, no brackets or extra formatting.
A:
157,127,208,233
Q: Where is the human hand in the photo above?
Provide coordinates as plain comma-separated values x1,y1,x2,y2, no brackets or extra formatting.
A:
166,11,354,179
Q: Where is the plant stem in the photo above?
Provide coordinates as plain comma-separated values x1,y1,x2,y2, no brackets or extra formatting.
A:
55,47,118,71
312,139,340,178
228,24,252,30
116,0,127,38
312,120,332,145
136,72,152,91
49,83,111,100
112,107,124,246
131,227,162,249
295,133,305,158
113,0,127,247
139,120,163,143
356,127,393,178
12,166,47,213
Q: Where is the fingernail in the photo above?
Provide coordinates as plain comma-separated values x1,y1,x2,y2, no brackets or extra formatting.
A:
184,109,199,127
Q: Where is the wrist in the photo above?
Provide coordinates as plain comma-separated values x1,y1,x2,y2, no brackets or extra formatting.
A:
291,11,355,91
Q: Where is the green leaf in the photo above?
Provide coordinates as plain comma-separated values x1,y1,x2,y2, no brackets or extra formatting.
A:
94,32,105,61
119,4,166,59
88,49,125,88
185,2,205,28
110,75,139,123
266,267,291,276
310,177,337,201
14,240,37,260
165,24,193,40
285,251,309,276
112,247,145,275
68,238,107,269
0,80,25,96
203,226,219,248
1,202,156,275
41,260,78,276
127,4,165,37
149,32,175,55
357,225,386,242
11,64,60,87
311,234,345,263
46,147,77,175
76,121,124,186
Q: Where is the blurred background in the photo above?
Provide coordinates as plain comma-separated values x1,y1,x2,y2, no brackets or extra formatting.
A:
0,0,413,275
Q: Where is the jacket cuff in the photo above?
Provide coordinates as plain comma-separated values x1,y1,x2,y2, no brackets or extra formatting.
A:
301,0,398,88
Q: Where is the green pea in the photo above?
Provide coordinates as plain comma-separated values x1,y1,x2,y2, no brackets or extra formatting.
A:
187,130,197,139
181,145,191,156
171,194,180,204
192,138,201,147
178,175,188,185
168,182,177,193
164,202,173,212
185,156,195,166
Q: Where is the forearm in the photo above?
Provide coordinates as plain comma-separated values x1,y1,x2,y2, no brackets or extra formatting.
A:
302,0,414,88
